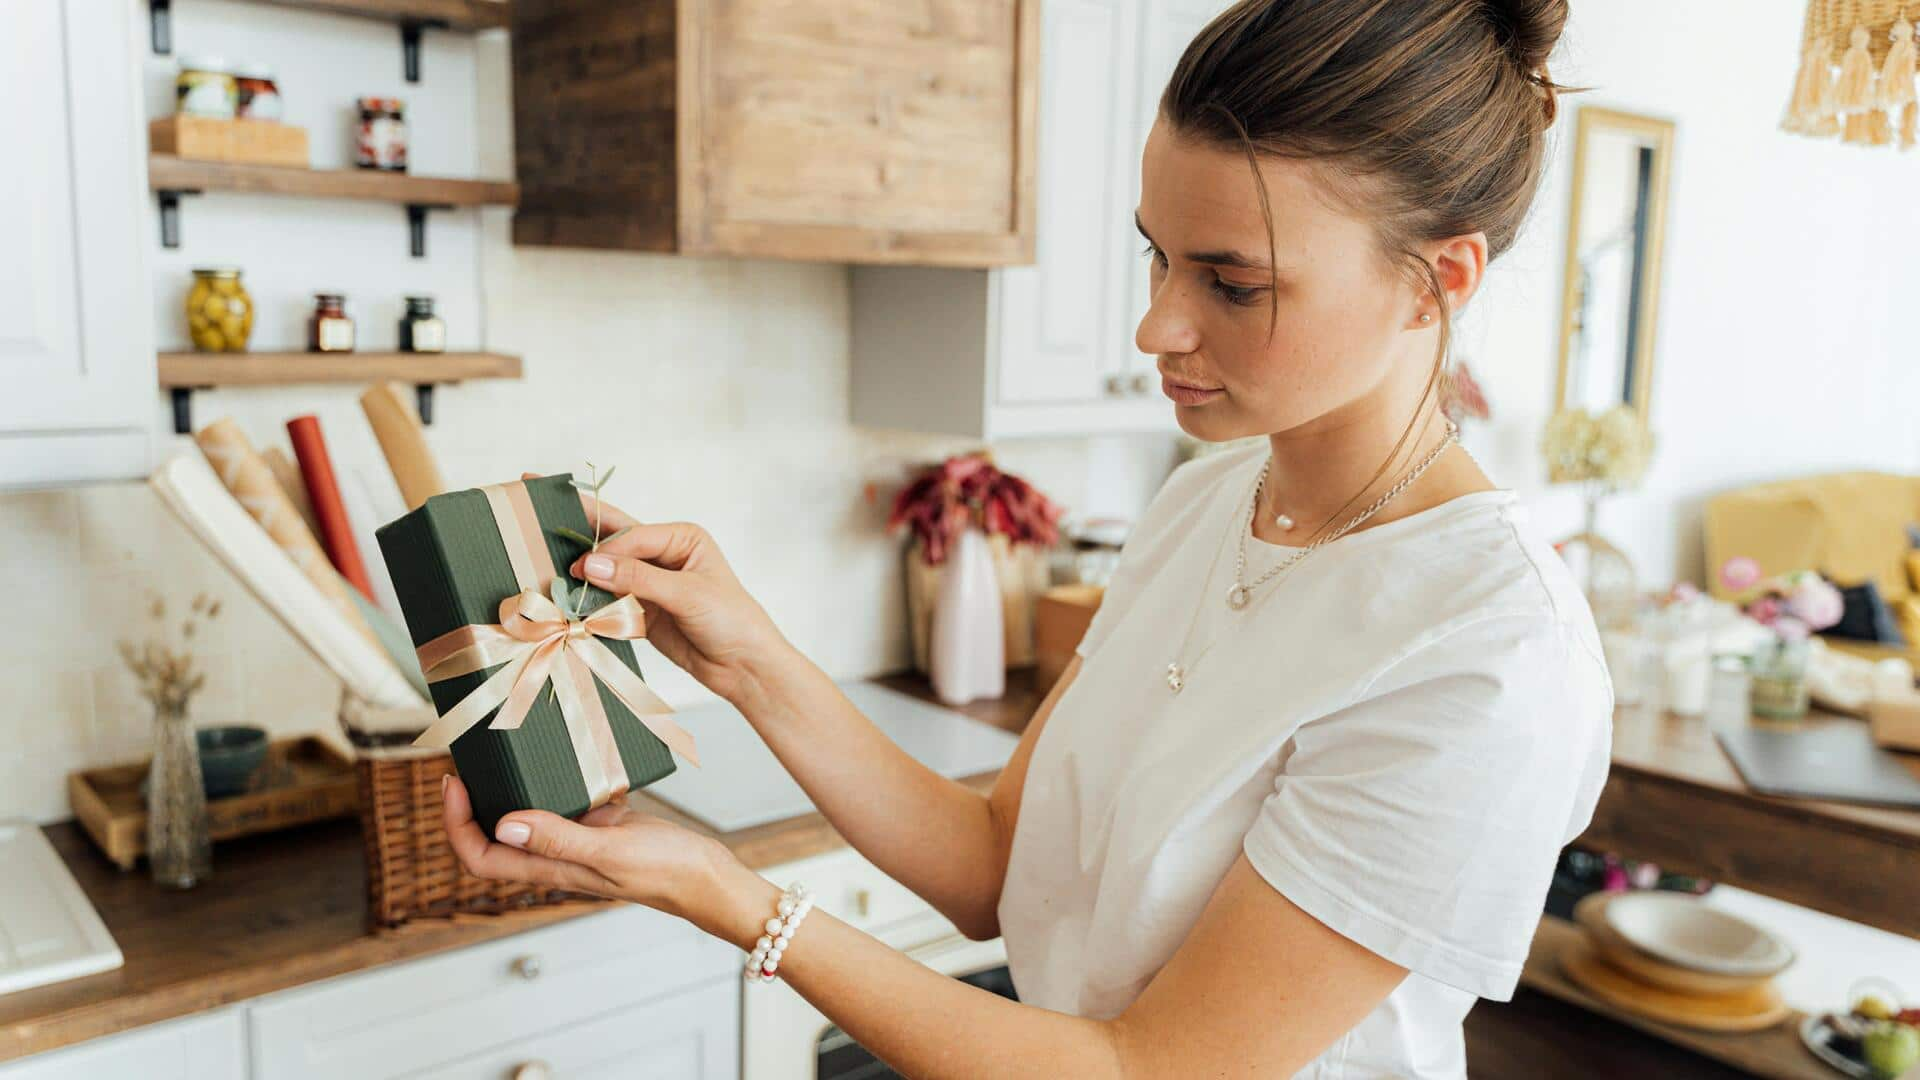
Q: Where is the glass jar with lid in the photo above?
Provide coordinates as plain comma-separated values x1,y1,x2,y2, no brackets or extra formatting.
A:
308,294,355,353
186,268,254,353
397,296,445,353
233,63,282,122
176,56,237,119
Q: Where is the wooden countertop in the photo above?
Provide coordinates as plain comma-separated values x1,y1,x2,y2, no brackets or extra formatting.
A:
0,672,1044,1064
1583,705,1920,939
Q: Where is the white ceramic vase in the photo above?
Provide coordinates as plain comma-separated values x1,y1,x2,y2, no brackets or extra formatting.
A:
930,527,1005,705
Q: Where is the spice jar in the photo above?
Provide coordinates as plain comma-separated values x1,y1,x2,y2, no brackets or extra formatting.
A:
355,97,407,172
176,56,237,119
234,63,282,122
397,296,445,353
185,269,253,353
308,294,355,353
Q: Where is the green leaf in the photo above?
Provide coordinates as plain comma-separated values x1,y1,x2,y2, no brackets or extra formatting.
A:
605,525,633,543
549,577,573,617
595,465,616,489
570,479,598,493
551,525,594,546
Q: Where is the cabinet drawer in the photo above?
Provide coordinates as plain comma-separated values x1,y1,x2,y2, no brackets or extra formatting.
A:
249,905,734,1080
0,1008,244,1080
764,848,953,949
413,977,739,1080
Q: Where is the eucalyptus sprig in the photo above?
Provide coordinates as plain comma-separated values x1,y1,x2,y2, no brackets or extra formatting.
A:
548,461,632,619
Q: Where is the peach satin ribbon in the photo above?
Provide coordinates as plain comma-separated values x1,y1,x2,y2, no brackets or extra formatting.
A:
409,481,697,809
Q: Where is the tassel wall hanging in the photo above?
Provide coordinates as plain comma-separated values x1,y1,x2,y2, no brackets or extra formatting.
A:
1783,0,1920,149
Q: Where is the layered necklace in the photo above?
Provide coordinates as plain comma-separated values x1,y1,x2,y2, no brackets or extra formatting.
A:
1164,419,1459,694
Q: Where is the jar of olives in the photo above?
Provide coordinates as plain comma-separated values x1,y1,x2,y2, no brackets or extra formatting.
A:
185,268,254,352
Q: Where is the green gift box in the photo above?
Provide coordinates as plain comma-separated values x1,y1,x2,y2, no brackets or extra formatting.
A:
376,474,678,836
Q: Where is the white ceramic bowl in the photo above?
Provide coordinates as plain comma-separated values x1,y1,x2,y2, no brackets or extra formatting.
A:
1603,892,1795,976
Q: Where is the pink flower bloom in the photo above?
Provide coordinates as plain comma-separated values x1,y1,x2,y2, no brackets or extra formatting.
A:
1773,615,1811,642
1720,556,1762,592
1784,578,1844,632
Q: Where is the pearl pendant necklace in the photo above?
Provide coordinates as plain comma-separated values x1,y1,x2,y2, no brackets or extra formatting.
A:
1162,420,1460,694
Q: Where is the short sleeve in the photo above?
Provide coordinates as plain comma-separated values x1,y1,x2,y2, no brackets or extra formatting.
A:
1241,614,1611,1001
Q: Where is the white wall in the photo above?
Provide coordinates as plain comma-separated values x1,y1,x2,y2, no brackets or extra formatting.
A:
1457,0,1920,582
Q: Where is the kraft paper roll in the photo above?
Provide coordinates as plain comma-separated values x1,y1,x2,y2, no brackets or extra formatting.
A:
261,447,322,541
359,382,445,511
193,417,380,650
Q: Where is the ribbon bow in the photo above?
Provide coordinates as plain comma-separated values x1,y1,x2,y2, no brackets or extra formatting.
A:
413,588,700,808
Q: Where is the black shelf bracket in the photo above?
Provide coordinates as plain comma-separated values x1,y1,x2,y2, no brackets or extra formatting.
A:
149,0,172,55
156,189,200,249
415,384,436,425
405,203,451,257
399,20,449,83
170,387,204,435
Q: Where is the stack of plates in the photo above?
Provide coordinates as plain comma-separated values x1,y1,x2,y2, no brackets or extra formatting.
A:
1561,891,1796,1032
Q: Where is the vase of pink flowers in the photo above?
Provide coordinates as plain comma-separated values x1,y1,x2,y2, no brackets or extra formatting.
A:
889,453,1064,689
1719,557,1844,720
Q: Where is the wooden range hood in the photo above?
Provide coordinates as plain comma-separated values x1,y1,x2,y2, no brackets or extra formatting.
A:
510,0,1039,268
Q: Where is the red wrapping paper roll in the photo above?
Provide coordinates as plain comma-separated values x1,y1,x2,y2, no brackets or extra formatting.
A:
287,414,375,601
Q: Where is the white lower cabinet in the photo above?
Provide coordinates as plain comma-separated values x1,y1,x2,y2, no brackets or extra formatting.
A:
0,1008,246,1080
248,905,738,1080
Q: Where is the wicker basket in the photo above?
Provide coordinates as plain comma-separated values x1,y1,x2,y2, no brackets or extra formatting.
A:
343,694,580,928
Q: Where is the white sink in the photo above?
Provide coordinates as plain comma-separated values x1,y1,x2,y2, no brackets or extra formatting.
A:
0,820,123,997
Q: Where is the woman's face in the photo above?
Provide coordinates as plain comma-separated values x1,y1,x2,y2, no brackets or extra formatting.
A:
1135,117,1430,443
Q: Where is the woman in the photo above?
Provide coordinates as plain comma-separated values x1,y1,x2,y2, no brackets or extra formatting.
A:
443,1,1612,1075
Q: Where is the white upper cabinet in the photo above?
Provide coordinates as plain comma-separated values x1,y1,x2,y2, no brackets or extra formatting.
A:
0,0,155,489
852,0,1228,440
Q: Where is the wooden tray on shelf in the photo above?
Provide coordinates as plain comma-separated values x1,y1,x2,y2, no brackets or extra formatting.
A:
68,735,358,870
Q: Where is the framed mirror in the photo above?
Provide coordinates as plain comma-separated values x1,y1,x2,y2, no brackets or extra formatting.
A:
1554,106,1675,419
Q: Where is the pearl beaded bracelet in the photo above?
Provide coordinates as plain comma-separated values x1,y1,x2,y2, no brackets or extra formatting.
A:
745,882,813,984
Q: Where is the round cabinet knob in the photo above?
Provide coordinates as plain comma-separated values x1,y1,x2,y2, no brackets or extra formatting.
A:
1104,374,1127,396
1130,373,1153,395
512,1060,553,1080
509,954,543,981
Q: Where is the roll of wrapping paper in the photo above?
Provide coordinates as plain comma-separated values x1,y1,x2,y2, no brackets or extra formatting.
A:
193,417,380,650
262,447,322,541
360,381,444,511
286,415,376,601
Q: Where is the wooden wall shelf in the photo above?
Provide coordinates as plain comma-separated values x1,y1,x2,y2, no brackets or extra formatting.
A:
158,351,522,433
148,0,508,79
148,156,519,256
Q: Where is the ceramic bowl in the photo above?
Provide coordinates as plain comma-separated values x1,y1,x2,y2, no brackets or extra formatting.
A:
196,725,269,798
1603,891,1795,977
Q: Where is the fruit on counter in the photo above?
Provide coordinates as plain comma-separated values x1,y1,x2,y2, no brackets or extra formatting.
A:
1901,1009,1920,1026
1859,995,1899,1021
1865,1022,1920,1079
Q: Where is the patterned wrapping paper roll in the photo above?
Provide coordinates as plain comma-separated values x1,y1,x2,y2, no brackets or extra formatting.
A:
193,417,381,650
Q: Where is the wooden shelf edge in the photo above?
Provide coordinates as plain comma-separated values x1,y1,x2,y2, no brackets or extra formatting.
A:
148,156,519,208
248,0,509,31
157,351,523,388
1521,916,1829,1080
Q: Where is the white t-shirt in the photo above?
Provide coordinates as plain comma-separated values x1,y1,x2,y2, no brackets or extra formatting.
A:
999,442,1613,1080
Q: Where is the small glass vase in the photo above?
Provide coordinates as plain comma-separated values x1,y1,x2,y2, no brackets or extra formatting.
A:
1749,637,1811,721
146,698,213,888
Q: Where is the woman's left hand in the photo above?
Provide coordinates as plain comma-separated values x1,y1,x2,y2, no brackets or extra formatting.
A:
441,773,756,935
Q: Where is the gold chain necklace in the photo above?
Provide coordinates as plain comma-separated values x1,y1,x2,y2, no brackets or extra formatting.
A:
1164,420,1459,694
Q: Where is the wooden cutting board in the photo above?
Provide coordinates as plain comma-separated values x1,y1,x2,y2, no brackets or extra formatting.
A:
1560,936,1791,1033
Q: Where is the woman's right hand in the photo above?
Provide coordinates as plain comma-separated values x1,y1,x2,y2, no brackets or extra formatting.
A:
565,491,794,707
